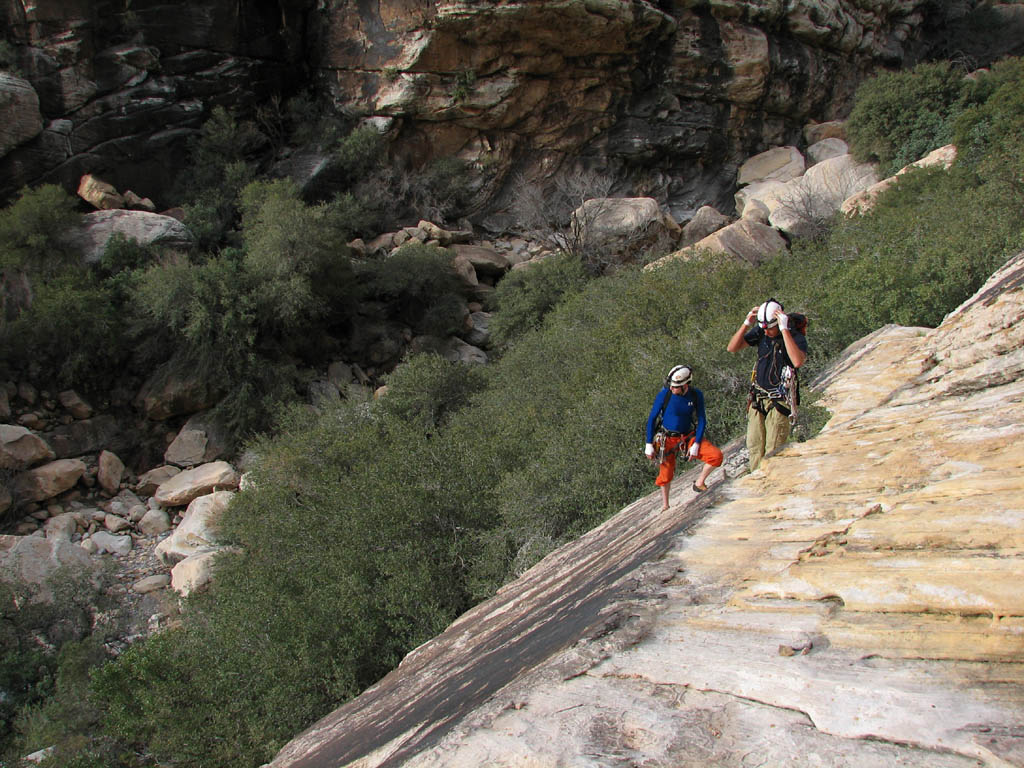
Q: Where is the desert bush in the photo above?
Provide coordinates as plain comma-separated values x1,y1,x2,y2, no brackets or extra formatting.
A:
511,168,622,272
847,61,969,175
0,563,120,763
377,352,488,434
356,243,467,337
0,185,81,277
239,178,359,337
0,271,124,389
490,251,590,348
93,394,482,767
180,108,266,249
953,57,1024,183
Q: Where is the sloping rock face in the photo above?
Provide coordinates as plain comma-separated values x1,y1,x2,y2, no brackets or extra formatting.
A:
308,0,935,220
0,0,309,204
267,250,1024,768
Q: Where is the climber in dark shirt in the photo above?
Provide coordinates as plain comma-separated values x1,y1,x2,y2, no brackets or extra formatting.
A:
727,299,808,471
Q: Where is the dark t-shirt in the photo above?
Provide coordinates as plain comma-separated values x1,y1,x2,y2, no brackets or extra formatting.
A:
743,327,808,390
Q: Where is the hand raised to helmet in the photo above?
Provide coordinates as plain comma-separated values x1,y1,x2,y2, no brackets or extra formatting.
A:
777,311,789,331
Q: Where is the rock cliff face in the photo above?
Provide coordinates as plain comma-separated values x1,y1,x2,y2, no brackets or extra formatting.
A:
0,0,975,219
0,0,310,205
299,0,937,219
266,249,1024,767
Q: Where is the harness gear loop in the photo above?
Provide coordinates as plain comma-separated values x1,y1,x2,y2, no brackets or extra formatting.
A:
653,428,696,464
782,365,798,426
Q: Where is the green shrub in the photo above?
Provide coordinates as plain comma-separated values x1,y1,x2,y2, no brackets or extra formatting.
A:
239,178,359,337
490,251,590,347
334,125,387,179
0,564,119,762
378,352,488,434
0,185,80,277
0,271,124,389
356,243,467,337
953,57,1024,180
847,61,969,175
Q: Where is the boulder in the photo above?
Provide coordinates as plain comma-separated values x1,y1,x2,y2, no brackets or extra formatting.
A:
451,254,479,287
650,219,788,269
0,535,97,602
461,312,491,349
12,458,86,503
309,380,341,409
327,362,354,390
572,198,680,260
769,154,878,238
44,414,123,459
103,513,132,533
97,449,125,494
138,507,172,536
155,490,234,565
449,244,510,278
803,120,847,145
734,179,789,221
43,512,79,541
0,424,55,469
135,465,181,496
444,337,488,365
153,463,239,508
91,530,133,556
135,365,218,421
71,210,195,264
133,574,171,594
0,73,43,156
164,411,230,467
76,174,125,210
170,549,225,596
806,138,849,166
737,146,805,186
57,390,93,420
681,206,729,247
123,190,156,211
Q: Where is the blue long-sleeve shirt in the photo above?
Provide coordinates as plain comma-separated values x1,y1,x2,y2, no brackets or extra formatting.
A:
646,386,707,443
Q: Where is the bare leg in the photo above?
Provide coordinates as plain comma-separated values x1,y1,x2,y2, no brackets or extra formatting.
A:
695,462,714,490
660,483,670,510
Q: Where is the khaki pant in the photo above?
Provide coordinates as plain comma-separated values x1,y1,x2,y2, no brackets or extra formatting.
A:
746,402,790,471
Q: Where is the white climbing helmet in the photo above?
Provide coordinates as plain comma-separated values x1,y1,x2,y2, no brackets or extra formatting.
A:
757,299,783,329
668,365,692,387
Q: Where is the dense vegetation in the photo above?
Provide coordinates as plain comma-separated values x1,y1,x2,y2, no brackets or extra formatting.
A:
1,57,1023,767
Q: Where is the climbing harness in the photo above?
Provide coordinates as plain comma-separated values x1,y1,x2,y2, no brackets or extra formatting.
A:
652,428,696,465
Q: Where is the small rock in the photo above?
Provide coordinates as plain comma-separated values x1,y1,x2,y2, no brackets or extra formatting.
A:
133,574,171,594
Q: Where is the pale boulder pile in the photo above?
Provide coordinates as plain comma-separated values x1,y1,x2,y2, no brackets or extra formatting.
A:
647,121,958,269
0,381,243,619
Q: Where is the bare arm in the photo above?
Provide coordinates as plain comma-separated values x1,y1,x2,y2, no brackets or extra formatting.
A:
727,306,758,353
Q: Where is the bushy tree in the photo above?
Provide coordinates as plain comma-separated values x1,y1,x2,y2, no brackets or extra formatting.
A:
847,61,969,175
490,251,590,348
356,242,467,337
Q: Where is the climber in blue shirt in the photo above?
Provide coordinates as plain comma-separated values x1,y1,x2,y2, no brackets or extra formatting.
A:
644,365,723,510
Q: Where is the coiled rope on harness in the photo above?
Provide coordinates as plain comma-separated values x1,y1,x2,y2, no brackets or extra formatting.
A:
748,365,799,425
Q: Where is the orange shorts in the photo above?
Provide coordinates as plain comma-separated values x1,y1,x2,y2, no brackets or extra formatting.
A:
655,435,723,487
